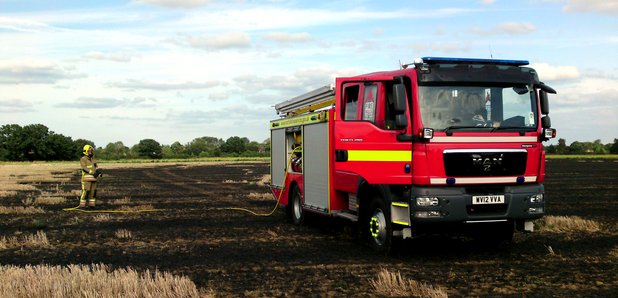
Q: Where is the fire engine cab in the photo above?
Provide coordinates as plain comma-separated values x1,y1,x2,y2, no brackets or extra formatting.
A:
270,57,556,253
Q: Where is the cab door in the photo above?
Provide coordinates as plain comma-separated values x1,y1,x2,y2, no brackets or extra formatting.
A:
334,77,412,190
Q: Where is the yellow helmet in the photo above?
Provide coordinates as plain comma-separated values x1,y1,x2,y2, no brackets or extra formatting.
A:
82,144,93,155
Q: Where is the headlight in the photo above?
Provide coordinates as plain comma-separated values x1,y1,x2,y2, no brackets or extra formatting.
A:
416,197,439,207
529,194,544,203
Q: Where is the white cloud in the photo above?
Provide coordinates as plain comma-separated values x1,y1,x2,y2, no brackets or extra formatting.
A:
563,0,618,15
85,51,134,63
175,7,472,33
469,22,536,36
263,32,312,43
0,98,34,112
481,0,496,5
108,79,224,91
172,32,252,50
548,76,618,144
208,92,230,101
135,0,213,8
530,63,580,81
0,16,56,33
411,42,472,54
57,97,124,109
0,59,84,84
56,96,159,109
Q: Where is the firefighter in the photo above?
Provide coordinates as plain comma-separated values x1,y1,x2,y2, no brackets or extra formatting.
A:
461,92,488,126
79,144,102,208
290,132,302,173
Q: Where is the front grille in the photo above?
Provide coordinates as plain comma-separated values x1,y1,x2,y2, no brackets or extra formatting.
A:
444,150,526,177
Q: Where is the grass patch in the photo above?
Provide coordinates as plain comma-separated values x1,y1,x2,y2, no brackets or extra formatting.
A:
98,157,269,163
256,174,271,186
115,229,133,239
536,215,601,233
34,196,67,205
370,268,448,298
0,206,45,214
93,214,112,222
0,231,49,249
546,154,618,159
118,204,158,212
0,264,205,298
109,196,132,205
247,192,272,200
223,179,248,184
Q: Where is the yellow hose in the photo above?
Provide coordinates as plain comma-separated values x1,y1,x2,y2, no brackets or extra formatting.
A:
62,205,162,213
218,147,300,216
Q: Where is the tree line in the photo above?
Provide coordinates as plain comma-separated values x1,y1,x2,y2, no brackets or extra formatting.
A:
0,124,270,161
545,138,618,155
2,124,617,161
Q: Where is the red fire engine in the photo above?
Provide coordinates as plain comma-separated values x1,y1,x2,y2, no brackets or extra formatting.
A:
270,57,556,253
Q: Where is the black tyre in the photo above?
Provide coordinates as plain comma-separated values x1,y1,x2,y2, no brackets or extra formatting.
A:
290,185,305,225
366,196,392,254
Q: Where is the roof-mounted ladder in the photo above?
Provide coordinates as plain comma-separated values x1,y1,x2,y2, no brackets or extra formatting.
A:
275,84,335,116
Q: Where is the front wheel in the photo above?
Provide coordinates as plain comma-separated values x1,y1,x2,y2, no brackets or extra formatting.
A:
290,185,304,225
366,197,392,254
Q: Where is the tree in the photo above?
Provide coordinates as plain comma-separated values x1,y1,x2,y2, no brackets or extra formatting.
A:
185,137,223,157
102,141,129,160
46,133,75,160
591,139,607,154
556,138,568,154
135,139,162,159
610,139,618,154
170,141,186,157
0,124,85,161
220,136,246,155
0,124,24,160
21,124,51,161
569,141,585,154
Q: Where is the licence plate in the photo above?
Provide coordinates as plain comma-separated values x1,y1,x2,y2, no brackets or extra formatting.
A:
472,195,505,205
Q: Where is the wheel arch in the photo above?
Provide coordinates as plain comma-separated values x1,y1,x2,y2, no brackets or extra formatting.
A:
356,178,393,220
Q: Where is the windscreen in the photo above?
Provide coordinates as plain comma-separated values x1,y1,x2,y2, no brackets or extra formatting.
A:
418,85,538,131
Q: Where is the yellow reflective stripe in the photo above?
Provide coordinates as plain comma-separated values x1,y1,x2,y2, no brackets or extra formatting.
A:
392,220,410,226
392,202,409,207
270,111,328,130
347,150,411,162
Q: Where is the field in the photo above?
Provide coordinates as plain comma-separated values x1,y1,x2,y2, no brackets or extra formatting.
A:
0,159,616,297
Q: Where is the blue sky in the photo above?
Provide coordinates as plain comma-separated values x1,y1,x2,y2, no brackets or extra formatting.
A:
1,0,617,147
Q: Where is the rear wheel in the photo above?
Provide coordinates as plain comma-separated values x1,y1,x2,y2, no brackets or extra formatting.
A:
290,185,304,225
366,196,392,254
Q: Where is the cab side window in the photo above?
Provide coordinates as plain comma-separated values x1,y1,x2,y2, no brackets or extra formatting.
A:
362,84,377,122
343,85,360,120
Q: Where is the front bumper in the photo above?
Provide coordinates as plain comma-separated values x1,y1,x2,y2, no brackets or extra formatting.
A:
392,184,545,226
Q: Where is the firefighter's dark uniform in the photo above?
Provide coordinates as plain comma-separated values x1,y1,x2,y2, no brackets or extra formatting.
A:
80,144,99,208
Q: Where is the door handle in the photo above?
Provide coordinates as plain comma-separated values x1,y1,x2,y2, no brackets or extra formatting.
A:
335,150,348,162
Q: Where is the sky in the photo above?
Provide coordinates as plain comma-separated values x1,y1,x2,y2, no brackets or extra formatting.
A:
1,0,617,148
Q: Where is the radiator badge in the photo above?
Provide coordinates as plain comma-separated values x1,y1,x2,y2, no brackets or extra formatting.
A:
472,154,503,172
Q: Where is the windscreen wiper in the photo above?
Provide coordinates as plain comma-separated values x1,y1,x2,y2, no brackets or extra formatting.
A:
490,126,532,135
444,125,493,136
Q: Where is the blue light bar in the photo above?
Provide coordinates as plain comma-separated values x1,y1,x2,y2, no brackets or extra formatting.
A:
421,57,529,66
